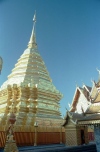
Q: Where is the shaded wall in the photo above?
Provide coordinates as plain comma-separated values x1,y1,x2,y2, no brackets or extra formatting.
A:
65,123,88,146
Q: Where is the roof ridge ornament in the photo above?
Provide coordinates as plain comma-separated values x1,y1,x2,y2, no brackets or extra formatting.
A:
0,56,3,74
28,11,37,49
75,80,78,87
96,68,100,81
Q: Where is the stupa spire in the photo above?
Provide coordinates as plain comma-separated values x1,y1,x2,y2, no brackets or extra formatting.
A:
0,14,63,135
28,11,37,48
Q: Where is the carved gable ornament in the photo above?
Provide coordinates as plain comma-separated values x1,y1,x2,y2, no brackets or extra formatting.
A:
0,56,3,74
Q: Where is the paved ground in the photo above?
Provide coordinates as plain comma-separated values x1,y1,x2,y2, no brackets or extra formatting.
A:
0,143,97,152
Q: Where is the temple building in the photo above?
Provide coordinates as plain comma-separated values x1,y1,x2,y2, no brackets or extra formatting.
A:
70,84,92,114
0,14,65,147
63,71,100,152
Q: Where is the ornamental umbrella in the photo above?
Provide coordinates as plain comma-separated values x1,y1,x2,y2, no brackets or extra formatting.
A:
0,56,3,74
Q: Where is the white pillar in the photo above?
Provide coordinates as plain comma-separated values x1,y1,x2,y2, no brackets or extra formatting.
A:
34,122,38,146
60,125,62,144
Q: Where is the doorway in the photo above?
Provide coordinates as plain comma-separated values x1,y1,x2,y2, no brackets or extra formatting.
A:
81,130,85,145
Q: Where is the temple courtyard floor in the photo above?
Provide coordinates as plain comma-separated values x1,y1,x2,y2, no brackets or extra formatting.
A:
0,143,97,152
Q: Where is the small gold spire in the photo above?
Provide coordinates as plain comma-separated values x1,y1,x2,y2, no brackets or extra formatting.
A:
28,11,37,48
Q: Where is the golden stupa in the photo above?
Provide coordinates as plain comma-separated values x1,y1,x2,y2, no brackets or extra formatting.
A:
0,14,65,146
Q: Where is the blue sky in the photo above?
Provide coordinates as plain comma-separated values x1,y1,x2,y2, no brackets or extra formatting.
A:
0,0,100,116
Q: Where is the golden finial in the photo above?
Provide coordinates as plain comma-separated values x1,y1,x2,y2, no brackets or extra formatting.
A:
28,11,37,48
